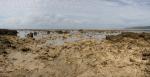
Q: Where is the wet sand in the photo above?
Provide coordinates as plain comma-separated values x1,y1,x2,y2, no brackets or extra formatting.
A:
0,29,150,77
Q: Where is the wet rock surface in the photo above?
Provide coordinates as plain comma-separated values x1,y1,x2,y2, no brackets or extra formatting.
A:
0,30,150,77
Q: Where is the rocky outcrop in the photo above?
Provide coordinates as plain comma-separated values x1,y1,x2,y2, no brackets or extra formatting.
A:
106,32,150,42
56,30,69,34
0,31,150,77
0,29,17,36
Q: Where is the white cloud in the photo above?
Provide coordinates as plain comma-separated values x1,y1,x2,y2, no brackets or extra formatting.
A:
0,0,150,29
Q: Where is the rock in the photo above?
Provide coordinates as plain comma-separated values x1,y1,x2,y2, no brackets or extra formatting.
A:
142,53,150,57
78,29,84,33
33,32,37,36
56,30,69,34
106,32,150,42
0,31,150,77
142,50,150,61
21,48,31,52
0,38,11,45
0,29,17,36
0,49,8,55
27,33,34,38
106,35,122,42
47,31,51,34
121,32,139,38
0,37,12,48
140,32,150,40
129,58,136,62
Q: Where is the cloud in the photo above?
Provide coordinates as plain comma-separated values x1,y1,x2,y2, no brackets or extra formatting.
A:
105,0,150,6
0,0,150,29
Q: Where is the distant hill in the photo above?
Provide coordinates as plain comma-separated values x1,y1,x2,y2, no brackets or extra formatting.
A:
128,26,150,29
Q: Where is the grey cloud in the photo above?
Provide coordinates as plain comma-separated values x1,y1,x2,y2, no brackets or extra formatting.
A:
105,0,150,7
105,0,130,6
0,0,150,29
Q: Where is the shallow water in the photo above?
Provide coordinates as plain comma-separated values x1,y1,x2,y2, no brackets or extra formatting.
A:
16,30,150,46
17,30,117,46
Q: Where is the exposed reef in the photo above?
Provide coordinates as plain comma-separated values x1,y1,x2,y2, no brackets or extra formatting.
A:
0,30,150,77
0,29,17,36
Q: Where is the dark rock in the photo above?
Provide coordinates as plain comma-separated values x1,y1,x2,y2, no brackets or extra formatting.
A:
0,29,17,36
142,53,150,57
0,37,12,48
47,31,51,34
139,33,150,40
142,57,148,60
27,33,34,38
121,32,140,39
11,46,16,49
56,30,69,34
129,58,136,62
33,32,37,36
0,38,11,45
56,30,64,34
78,29,84,33
106,35,122,42
106,32,150,42
21,48,31,52
0,49,8,55
142,50,150,61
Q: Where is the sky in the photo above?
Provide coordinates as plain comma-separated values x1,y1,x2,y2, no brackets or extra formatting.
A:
0,0,150,29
